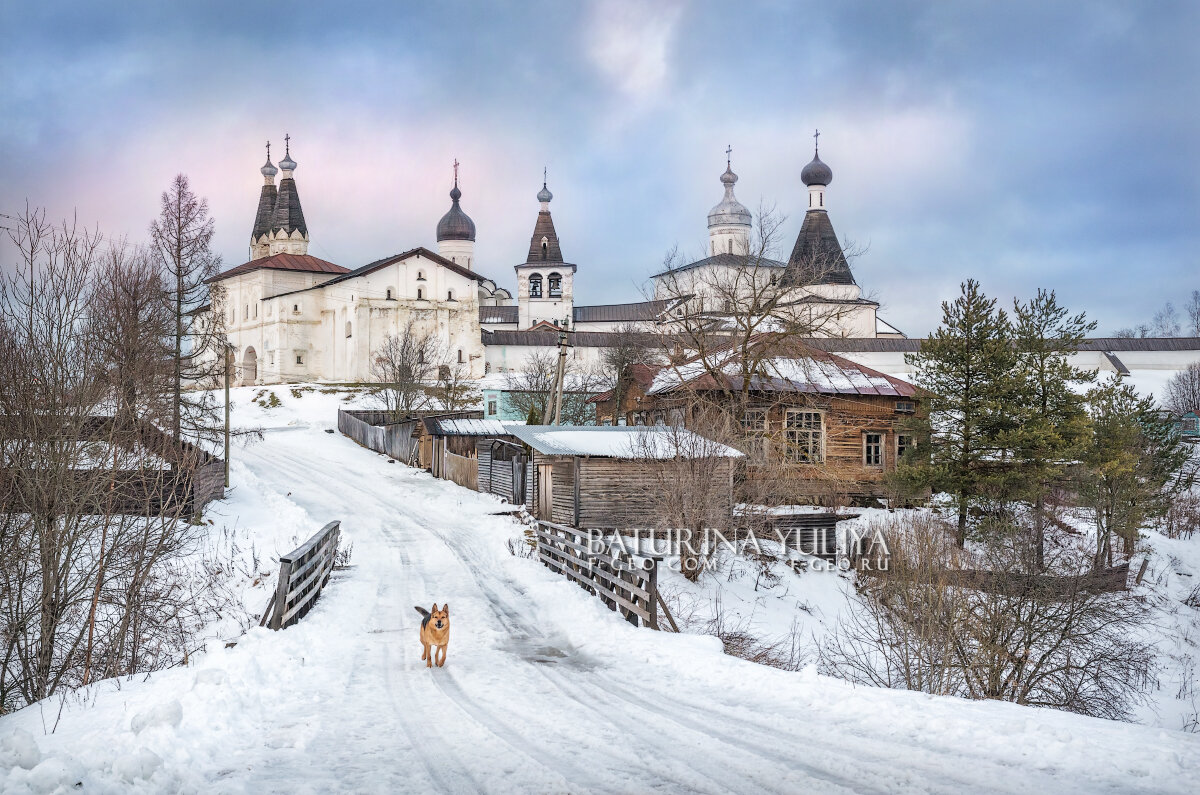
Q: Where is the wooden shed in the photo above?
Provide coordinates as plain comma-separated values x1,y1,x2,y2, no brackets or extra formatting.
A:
504,425,743,530
424,417,510,491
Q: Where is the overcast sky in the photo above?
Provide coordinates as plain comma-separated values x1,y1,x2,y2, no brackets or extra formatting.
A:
2,0,1196,335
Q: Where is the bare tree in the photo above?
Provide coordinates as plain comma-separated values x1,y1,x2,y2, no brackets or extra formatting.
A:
598,322,659,417
1152,302,1182,337
1164,363,1200,417
629,422,739,580
149,174,225,446
503,349,602,425
651,204,869,412
1186,289,1200,336
822,513,1157,721
371,319,443,420
431,361,480,411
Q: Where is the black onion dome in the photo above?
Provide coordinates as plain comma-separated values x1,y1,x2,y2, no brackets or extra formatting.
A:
436,184,476,241
801,152,832,186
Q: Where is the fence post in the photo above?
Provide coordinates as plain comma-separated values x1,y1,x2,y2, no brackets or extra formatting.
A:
646,557,659,630
269,559,293,631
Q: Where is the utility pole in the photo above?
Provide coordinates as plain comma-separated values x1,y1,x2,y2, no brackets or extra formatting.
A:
224,344,233,487
551,324,570,425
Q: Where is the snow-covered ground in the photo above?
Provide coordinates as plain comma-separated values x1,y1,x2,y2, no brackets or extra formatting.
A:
2,385,1199,793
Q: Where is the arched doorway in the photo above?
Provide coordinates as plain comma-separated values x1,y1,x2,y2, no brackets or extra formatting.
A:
242,347,258,385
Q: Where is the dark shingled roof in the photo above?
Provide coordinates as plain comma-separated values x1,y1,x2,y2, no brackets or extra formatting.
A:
780,210,855,287
270,176,307,237
251,183,278,242
573,299,677,323
525,211,563,263
650,252,786,279
480,305,519,324
482,329,663,348
206,253,348,283
805,337,1200,354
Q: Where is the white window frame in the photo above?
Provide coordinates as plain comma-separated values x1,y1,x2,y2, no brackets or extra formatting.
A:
783,409,824,463
863,432,884,468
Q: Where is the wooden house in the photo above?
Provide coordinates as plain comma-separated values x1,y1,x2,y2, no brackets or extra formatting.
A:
591,336,922,504
504,425,743,529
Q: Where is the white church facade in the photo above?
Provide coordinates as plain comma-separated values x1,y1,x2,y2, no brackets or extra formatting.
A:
207,137,907,385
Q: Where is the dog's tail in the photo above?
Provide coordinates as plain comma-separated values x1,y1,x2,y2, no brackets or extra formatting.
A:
414,606,430,618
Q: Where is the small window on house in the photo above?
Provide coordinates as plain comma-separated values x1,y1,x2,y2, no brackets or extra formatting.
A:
447,289,455,301
345,321,352,338
864,433,884,467
296,354,304,365
770,271,778,286
529,274,543,298
548,273,562,298
602,417,613,426
417,288,424,300
895,400,916,414
727,238,733,254
457,349,464,363
897,434,913,460
254,303,258,318
293,304,300,313
417,350,425,364
487,399,497,415
417,271,426,281
244,305,249,320
386,288,393,300
784,410,823,463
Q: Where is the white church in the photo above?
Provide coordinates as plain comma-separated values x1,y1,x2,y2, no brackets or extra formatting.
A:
208,136,906,385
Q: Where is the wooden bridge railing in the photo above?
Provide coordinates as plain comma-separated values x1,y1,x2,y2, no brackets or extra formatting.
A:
534,521,674,630
261,521,342,631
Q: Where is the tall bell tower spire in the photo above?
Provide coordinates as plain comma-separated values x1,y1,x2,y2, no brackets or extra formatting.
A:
249,140,278,259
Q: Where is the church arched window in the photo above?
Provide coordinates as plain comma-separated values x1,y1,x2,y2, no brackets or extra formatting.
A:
529,274,543,298
548,273,562,298
386,288,393,300
447,289,455,301
417,288,424,300
457,349,464,364
417,270,426,281
540,237,549,261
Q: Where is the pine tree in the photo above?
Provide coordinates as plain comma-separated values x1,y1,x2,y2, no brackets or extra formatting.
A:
1009,290,1096,569
1081,377,1194,569
905,280,1016,546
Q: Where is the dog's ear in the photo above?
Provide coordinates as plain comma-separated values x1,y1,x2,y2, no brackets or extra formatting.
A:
443,603,449,616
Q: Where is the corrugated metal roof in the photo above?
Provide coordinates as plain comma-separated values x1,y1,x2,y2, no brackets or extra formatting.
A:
650,252,786,279
504,425,744,459
573,299,675,323
479,305,518,324
426,418,511,436
482,330,663,347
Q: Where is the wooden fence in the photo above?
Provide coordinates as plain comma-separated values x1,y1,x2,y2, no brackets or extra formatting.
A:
337,409,419,463
441,449,478,491
261,520,342,631
533,521,675,630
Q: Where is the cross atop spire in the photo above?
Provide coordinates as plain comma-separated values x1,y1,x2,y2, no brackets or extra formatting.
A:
726,144,732,168
813,129,820,155
543,166,547,188
266,140,271,161
284,133,291,157
453,158,460,186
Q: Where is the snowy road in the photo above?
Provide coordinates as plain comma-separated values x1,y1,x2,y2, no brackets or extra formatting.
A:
5,421,1200,793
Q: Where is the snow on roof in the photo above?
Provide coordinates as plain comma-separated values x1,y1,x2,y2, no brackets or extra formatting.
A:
503,425,744,459
875,316,904,336
648,344,917,398
427,418,510,436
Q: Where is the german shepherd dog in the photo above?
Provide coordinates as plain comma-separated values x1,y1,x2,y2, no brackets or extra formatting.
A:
414,604,449,668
